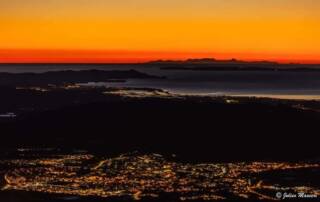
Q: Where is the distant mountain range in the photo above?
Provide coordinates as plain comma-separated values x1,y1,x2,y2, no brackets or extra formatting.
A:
1,58,320,71
147,58,320,71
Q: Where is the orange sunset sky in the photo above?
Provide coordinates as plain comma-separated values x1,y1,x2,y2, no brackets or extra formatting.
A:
1,0,320,63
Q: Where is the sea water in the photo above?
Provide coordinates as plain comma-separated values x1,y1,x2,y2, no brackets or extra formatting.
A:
2,64,320,99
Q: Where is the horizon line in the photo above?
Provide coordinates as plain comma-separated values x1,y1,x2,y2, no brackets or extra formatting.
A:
1,58,320,65
1,49,320,65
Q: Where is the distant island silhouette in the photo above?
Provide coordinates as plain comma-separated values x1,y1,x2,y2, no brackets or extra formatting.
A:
2,58,319,71
1,57,320,65
148,58,277,64
147,58,320,71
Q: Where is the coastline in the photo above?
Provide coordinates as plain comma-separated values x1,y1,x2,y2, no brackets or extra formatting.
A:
0,85,319,161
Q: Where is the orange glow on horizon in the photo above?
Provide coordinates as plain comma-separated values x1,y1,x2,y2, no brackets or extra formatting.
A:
1,1,320,64
0,49,320,64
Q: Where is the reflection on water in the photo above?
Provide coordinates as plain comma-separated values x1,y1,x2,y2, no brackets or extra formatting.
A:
1,150,320,200
2,64,320,100
80,69,320,100
0,112,16,118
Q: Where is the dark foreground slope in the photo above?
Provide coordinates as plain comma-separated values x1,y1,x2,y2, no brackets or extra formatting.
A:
1,86,319,162
0,69,162,86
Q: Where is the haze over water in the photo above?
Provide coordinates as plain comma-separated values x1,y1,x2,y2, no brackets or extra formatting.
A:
2,64,320,100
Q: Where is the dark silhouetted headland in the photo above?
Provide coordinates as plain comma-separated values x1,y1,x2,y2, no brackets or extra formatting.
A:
0,69,163,86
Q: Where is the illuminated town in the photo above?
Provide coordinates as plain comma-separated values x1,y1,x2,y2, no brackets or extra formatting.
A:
1,149,319,201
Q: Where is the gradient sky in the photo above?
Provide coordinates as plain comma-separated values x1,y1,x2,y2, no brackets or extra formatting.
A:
1,0,320,63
